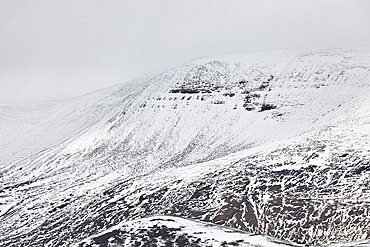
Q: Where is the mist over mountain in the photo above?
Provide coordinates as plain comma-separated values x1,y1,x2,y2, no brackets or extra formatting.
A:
1,48,370,246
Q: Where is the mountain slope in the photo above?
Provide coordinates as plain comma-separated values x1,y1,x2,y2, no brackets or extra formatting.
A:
0,48,369,246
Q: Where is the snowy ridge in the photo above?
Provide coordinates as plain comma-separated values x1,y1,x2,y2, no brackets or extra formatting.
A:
0,48,369,246
75,216,304,247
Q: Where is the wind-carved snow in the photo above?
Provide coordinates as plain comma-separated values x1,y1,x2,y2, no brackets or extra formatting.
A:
0,48,369,246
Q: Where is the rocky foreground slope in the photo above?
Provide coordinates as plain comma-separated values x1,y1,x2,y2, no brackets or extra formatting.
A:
0,48,370,246
75,216,305,247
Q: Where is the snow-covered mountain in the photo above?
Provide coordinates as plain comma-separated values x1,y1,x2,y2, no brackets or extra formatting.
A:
0,48,369,246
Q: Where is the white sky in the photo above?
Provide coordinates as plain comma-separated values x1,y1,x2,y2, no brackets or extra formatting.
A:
1,0,370,103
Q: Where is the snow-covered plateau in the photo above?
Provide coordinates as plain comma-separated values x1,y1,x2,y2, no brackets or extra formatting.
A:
0,48,370,246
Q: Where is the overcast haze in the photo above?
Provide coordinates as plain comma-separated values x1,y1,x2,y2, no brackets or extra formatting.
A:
1,0,370,103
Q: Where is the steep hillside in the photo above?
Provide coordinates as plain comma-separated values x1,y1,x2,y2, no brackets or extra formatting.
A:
0,48,369,246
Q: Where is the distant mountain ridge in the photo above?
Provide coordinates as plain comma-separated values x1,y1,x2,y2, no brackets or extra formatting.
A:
0,48,370,246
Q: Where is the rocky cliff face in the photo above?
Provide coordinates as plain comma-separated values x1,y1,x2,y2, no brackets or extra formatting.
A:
0,48,369,246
